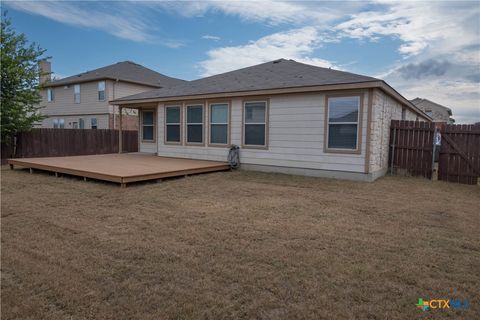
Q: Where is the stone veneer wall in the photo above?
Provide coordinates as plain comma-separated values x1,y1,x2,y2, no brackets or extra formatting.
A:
369,88,418,173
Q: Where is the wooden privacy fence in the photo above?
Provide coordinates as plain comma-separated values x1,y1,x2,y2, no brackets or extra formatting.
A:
389,120,480,185
389,120,436,179
438,124,480,185
1,128,138,161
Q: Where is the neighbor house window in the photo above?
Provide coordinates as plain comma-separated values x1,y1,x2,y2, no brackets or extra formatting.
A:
243,101,267,147
53,118,64,129
401,108,406,120
186,104,204,144
91,118,97,129
74,84,80,103
326,96,360,151
47,88,54,102
141,110,155,141
165,106,181,143
79,118,85,129
72,122,78,129
98,81,105,101
209,103,229,145
425,109,433,117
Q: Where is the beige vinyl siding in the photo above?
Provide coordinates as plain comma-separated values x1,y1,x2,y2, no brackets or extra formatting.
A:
40,82,110,116
155,91,370,173
39,80,158,128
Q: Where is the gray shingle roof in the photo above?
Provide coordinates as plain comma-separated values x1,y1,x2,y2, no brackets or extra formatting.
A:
113,59,379,102
46,61,186,88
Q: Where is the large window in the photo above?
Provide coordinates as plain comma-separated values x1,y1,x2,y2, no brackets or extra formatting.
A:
91,118,97,129
186,105,204,144
209,103,229,145
79,118,85,129
53,118,64,129
326,96,360,151
165,106,181,143
47,88,54,102
98,81,106,101
142,110,155,141
74,84,80,104
244,101,267,147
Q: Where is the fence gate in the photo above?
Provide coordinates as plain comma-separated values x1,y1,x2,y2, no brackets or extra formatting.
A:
438,124,480,185
389,120,436,179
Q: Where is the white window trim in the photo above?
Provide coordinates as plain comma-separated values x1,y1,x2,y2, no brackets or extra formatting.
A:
98,81,106,101
141,110,156,143
242,100,268,149
165,105,182,145
47,88,54,102
74,84,81,104
209,102,230,146
325,95,362,153
185,104,205,146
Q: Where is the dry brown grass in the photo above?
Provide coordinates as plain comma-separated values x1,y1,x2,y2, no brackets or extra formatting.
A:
1,166,479,319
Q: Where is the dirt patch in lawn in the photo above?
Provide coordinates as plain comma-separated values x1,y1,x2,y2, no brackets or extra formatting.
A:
1,167,479,319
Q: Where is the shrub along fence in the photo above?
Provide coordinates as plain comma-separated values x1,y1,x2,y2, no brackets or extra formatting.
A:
1,129,138,163
389,120,480,185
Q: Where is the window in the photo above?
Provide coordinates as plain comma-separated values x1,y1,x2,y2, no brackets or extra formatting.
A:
401,108,406,120
142,110,155,141
47,88,54,102
244,101,267,147
209,103,229,145
74,84,80,103
326,96,360,151
72,122,78,129
79,118,85,129
53,118,64,129
98,81,105,101
425,109,433,117
165,106,181,143
186,105,204,144
91,118,97,129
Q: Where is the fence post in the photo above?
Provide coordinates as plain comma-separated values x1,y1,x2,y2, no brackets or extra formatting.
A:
431,127,439,180
389,126,396,175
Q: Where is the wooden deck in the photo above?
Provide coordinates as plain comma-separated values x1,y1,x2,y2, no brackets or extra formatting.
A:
7,154,230,187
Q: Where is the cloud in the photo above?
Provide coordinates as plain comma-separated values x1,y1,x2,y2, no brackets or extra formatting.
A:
3,0,184,46
201,35,221,41
397,59,451,80
198,27,337,76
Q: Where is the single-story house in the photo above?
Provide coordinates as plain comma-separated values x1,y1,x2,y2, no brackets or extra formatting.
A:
111,59,431,181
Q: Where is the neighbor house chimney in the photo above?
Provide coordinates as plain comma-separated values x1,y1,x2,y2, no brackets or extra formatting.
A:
39,60,51,84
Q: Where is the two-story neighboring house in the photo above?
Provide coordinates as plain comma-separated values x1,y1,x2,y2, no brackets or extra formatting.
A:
37,61,185,130
410,97,455,124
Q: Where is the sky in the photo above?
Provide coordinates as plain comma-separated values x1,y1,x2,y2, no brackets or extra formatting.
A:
3,0,480,123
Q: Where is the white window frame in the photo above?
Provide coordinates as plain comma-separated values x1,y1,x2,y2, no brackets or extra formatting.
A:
141,110,155,143
74,84,81,104
209,102,230,146
98,81,106,101
185,104,204,145
325,95,362,153
165,105,182,144
243,100,268,149
47,88,54,102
